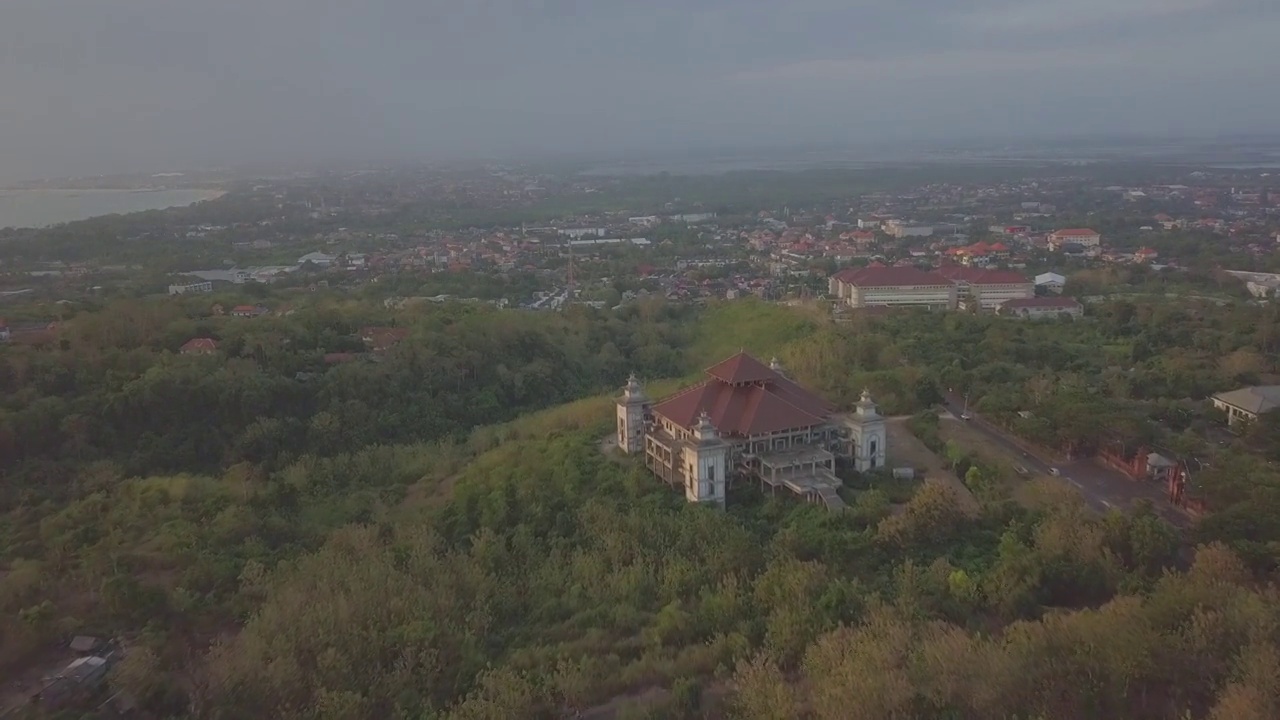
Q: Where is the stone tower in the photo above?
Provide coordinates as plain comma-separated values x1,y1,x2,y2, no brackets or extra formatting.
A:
616,372,650,454
769,356,786,376
683,410,729,506
848,388,887,472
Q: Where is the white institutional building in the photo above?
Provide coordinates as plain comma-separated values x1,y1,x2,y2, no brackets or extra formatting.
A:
616,352,886,511
828,265,1034,311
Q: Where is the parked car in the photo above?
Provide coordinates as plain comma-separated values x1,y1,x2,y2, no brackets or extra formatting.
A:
1048,467,1060,476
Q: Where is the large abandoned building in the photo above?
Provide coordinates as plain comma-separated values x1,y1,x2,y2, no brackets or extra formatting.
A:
616,352,886,511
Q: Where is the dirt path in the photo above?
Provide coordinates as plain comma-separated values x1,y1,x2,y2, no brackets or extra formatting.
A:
885,417,979,514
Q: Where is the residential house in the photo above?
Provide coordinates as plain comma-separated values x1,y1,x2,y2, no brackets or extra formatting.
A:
943,241,1011,267
996,296,1084,319
179,338,219,355
1212,386,1280,426
1133,247,1159,263
230,305,269,318
1047,228,1102,254
616,353,886,512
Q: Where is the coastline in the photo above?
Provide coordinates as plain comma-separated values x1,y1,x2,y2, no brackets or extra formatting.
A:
0,187,225,199
0,188,227,229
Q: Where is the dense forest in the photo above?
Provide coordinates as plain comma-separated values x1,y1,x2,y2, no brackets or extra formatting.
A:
4,292,1280,718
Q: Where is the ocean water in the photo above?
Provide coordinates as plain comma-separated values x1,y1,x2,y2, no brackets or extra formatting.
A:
0,188,223,229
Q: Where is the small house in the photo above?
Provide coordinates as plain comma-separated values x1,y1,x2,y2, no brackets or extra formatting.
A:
179,338,220,355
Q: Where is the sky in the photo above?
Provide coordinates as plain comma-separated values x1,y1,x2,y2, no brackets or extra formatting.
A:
1,0,1278,182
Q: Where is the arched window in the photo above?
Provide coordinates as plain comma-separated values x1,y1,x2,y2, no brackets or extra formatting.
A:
869,438,878,468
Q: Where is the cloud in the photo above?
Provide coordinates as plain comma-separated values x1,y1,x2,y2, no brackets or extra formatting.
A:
726,47,1123,86
0,0,1277,182
954,0,1229,33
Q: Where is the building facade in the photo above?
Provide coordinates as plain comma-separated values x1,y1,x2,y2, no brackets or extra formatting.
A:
828,266,957,310
616,353,886,510
1035,272,1066,293
1212,386,1280,426
937,267,1035,310
883,220,934,238
1047,229,1102,254
168,281,213,295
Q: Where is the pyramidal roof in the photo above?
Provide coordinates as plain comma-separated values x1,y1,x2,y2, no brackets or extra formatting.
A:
652,352,834,437
706,351,777,385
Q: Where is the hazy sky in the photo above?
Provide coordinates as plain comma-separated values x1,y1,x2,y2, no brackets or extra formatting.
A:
2,0,1278,182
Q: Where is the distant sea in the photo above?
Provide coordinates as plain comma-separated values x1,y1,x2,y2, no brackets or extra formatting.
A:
0,188,224,229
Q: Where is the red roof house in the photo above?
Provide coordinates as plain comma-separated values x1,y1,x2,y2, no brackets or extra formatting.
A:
230,305,268,318
179,338,219,355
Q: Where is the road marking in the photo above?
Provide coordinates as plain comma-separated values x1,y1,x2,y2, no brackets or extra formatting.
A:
1101,500,1114,508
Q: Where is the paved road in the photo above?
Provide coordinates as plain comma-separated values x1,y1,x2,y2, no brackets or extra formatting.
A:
940,397,1192,529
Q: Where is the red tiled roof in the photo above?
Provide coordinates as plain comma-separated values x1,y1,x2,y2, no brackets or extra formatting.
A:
841,266,951,288
706,352,776,385
180,338,219,353
652,352,834,437
831,267,862,283
937,266,1029,285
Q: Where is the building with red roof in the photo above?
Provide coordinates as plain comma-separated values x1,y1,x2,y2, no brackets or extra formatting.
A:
936,266,1035,310
616,353,886,511
828,266,956,310
179,338,219,355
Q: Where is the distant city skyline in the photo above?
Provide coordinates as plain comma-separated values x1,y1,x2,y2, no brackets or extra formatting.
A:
3,0,1278,183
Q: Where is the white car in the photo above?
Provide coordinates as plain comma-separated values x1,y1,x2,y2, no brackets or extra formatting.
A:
1048,467,1060,476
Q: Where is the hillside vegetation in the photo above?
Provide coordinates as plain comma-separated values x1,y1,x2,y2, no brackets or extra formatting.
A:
3,294,1280,718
